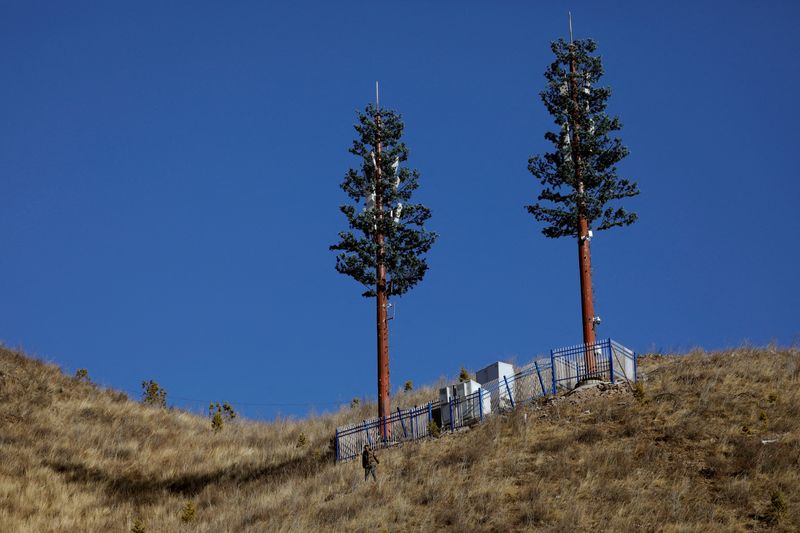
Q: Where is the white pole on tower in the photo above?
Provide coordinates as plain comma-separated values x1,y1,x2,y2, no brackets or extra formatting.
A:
569,11,573,43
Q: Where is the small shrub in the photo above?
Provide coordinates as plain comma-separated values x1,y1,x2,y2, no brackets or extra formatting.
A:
458,367,471,382
350,398,360,409
767,392,778,403
131,518,146,533
296,432,308,448
141,380,167,408
208,402,237,433
427,420,440,438
759,410,768,422
632,382,647,404
404,380,413,391
211,411,223,433
770,490,787,518
74,368,90,382
180,501,196,523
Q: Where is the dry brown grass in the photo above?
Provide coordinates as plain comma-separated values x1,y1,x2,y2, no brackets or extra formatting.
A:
1,345,798,532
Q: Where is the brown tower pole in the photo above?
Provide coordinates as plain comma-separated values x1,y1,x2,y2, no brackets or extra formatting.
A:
568,31,598,374
374,84,391,431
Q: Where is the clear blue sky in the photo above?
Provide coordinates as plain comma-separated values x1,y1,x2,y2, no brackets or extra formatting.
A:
2,1,798,419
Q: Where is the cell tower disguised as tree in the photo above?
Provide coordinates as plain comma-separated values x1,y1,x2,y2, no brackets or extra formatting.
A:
527,32,639,370
331,92,437,423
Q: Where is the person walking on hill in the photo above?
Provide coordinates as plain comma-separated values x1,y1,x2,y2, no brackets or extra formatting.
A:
362,444,379,481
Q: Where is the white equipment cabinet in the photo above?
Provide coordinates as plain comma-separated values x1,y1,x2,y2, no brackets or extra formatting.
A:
476,361,516,411
439,380,490,429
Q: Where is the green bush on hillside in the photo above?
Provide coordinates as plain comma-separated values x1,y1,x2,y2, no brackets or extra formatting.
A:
208,402,237,433
141,380,167,408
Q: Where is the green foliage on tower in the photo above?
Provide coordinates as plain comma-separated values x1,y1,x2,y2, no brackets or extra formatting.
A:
331,104,437,297
527,38,639,238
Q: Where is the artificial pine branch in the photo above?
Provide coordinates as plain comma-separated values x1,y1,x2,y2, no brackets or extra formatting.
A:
331,105,437,298
527,38,640,239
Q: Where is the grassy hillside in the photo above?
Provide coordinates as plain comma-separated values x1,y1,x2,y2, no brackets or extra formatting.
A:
1,345,798,532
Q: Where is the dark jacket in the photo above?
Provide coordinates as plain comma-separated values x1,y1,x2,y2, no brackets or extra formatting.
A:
362,448,378,468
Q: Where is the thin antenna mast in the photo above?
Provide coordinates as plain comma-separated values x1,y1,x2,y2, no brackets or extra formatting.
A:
569,11,573,43
375,80,379,110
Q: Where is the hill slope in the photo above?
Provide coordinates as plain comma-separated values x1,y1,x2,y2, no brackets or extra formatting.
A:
1,345,798,532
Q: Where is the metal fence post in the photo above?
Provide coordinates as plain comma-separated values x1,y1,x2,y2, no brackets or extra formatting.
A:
334,429,339,463
398,408,407,438
448,397,454,432
478,388,483,421
550,349,557,395
503,375,515,409
534,361,546,397
608,340,615,384
363,420,372,447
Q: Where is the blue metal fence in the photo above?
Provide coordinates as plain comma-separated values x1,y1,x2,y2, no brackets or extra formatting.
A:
610,339,637,385
335,403,434,463
334,338,636,463
549,339,638,393
438,360,552,432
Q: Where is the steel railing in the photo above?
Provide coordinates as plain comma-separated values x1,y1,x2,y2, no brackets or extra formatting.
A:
335,338,636,463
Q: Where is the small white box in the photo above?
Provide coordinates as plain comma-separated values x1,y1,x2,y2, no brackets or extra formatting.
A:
440,380,491,428
476,361,516,410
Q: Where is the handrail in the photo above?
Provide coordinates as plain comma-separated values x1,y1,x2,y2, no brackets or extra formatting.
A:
334,339,635,462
